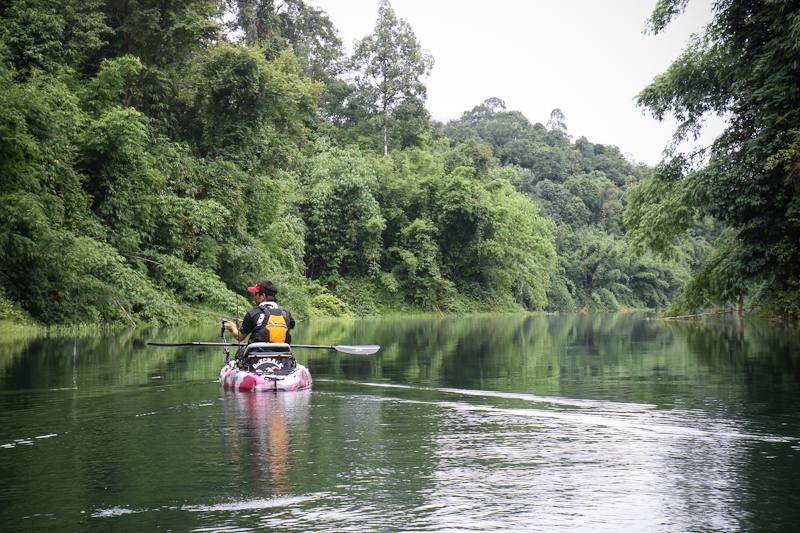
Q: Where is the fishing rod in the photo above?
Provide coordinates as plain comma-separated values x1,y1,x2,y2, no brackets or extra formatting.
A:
219,320,230,363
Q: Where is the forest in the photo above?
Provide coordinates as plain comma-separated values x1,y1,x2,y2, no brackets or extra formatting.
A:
0,0,797,325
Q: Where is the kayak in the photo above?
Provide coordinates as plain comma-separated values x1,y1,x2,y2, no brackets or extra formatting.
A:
219,342,312,392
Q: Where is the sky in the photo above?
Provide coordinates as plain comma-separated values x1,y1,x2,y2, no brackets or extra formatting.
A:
308,0,720,165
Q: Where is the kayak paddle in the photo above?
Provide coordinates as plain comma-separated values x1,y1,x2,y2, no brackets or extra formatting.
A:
147,341,380,355
292,344,381,355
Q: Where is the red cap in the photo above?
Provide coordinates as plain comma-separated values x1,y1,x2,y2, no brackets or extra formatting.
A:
246,280,278,295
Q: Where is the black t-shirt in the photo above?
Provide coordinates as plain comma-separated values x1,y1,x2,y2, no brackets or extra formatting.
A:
239,307,257,337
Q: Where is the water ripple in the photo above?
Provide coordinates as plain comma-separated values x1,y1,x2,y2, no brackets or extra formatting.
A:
333,380,795,444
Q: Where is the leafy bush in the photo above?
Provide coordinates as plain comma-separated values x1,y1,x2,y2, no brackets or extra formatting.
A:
331,278,381,316
147,252,248,317
0,294,32,323
307,282,352,317
591,288,620,311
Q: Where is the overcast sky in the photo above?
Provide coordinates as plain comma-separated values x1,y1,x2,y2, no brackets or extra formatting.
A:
309,0,719,165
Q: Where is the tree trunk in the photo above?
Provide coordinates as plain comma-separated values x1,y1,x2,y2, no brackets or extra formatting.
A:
383,107,389,156
122,83,132,107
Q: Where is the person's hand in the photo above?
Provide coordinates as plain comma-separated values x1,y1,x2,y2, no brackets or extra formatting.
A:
223,321,235,332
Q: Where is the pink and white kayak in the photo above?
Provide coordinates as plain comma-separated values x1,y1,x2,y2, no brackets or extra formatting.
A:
219,342,312,392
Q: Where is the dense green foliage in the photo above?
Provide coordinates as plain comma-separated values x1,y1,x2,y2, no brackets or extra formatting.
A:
627,0,800,317
442,100,690,311
0,0,733,325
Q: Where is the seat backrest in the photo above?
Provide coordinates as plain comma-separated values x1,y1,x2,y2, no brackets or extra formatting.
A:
242,342,292,358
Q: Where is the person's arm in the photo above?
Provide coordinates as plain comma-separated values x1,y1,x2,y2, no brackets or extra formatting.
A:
223,321,247,341
225,315,250,341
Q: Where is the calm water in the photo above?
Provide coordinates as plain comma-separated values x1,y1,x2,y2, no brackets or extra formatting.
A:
2,313,800,532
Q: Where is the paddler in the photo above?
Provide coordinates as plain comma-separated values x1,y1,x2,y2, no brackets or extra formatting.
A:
223,279,296,348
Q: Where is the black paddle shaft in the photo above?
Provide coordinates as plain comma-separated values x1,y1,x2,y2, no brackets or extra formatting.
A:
147,341,380,355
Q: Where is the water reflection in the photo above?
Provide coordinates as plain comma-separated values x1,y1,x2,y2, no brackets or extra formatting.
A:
222,391,311,496
304,313,800,411
3,314,799,407
2,314,800,531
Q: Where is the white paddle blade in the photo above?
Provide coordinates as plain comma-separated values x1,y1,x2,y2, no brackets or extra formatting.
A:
334,344,381,355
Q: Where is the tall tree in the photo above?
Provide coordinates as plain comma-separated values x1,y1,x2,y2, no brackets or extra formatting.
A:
351,0,433,155
627,0,800,314
225,0,344,80
547,108,568,135
193,44,321,172
94,0,221,132
460,97,506,125
0,0,109,76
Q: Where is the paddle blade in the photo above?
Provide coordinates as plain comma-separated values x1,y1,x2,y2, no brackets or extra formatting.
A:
333,344,380,355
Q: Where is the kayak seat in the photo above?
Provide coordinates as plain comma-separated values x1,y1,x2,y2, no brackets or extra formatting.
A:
242,342,292,358
236,342,296,375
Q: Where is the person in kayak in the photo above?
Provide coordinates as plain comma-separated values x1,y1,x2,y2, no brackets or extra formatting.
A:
223,279,296,347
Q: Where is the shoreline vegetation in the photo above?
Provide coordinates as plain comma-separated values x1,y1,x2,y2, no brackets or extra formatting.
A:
1,0,797,328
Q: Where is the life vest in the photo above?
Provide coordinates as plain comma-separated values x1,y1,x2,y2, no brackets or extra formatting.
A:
265,309,289,343
249,302,292,344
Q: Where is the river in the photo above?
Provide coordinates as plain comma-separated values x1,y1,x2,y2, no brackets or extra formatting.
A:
1,313,799,531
